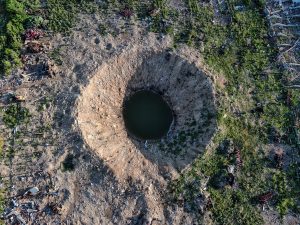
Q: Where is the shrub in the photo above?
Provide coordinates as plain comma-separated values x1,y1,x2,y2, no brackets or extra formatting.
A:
2,104,30,128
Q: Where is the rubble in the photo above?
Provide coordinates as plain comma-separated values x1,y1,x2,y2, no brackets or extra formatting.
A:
24,187,39,196
44,60,59,77
26,41,44,53
2,185,63,224
0,93,25,104
6,211,26,224
24,29,44,41
14,95,26,102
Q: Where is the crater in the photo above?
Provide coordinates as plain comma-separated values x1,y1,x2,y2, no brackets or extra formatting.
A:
76,45,217,182
122,90,173,141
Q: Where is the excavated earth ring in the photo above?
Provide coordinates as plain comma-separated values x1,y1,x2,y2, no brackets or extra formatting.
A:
76,45,217,182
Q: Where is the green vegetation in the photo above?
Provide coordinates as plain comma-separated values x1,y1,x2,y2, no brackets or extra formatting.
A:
272,171,296,217
49,47,63,66
164,0,299,224
47,0,97,33
0,0,96,75
38,96,53,111
0,0,41,76
2,104,30,128
210,188,264,225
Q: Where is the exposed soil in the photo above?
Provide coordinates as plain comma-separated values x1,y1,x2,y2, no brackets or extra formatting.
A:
75,33,217,223
76,40,216,180
1,14,217,224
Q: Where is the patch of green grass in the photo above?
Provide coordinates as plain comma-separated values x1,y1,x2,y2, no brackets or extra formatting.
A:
166,0,298,223
0,0,41,76
2,104,30,128
272,171,296,217
47,0,77,33
49,47,63,65
47,0,96,33
210,188,264,225
37,96,53,111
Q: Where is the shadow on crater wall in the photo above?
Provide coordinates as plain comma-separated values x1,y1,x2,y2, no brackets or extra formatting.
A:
122,51,217,170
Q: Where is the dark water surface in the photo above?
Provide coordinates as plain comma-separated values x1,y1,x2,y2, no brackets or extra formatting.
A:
123,90,173,140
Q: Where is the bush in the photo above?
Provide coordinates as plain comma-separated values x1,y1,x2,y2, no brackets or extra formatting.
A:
2,104,30,128
3,60,12,75
0,0,29,75
5,0,26,15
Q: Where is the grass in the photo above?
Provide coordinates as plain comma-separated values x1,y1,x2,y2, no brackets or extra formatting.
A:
164,0,299,224
0,0,41,76
37,96,53,111
1,104,30,128
0,0,97,76
49,47,63,66
47,0,97,33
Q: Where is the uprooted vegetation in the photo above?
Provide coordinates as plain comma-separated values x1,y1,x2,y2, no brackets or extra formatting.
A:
0,0,299,224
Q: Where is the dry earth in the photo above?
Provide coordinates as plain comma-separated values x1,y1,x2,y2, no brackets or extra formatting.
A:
2,13,218,224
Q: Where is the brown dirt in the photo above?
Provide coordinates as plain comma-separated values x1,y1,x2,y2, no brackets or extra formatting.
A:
1,13,218,224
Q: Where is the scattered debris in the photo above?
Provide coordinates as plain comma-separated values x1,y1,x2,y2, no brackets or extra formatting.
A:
13,95,26,102
227,165,235,174
25,29,44,41
13,126,19,135
217,139,234,155
149,8,160,17
227,173,235,187
44,60,59,77
21,55,29,64
1,93,26,103
24,187,39,196
6,211,26,224
26,41,44,53
200,176,209,194
227,165,237,187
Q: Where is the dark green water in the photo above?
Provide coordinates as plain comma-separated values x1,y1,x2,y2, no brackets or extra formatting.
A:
123,90,173,140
